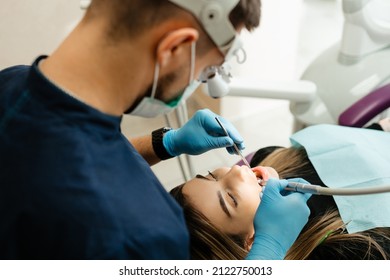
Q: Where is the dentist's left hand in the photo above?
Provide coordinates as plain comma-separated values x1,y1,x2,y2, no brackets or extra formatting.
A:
246,178,311,260
163,109,245,156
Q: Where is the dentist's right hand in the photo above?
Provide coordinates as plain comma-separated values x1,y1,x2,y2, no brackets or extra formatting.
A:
246,178,311,260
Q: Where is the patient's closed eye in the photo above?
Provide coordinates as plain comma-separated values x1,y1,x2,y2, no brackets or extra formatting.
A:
208,171,217,180
208,171,237,207
228,193,238,207
195,171,218,181
195,172,235,217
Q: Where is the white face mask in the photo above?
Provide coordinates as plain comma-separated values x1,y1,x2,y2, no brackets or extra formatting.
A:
129,42,200,118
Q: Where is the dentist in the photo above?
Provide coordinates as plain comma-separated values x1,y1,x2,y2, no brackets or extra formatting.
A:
0,0,310,260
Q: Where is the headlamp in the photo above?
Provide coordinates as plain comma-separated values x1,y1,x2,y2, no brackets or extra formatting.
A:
199,36,246,98
168,0,239,54
199,63,232,98
169,0,247,98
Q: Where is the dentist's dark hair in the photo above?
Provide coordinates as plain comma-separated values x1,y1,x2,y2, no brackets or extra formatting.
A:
84,0,261,53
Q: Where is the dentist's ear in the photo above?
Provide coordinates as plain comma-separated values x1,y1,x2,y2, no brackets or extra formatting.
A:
156,28,199,67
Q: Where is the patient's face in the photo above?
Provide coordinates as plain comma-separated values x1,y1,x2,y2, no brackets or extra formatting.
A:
182,165,278,239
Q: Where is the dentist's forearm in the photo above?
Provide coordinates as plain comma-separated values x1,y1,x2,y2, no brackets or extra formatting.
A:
130,135,162,166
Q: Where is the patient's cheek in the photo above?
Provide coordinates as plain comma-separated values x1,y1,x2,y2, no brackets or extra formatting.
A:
265,167,279,179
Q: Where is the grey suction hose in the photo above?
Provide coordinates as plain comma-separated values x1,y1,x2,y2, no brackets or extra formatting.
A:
286,182,390,196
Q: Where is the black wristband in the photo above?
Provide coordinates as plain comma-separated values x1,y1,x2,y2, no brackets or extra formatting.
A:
152,127,174,160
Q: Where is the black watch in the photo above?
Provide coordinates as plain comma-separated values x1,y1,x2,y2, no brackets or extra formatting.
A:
152,127,174,160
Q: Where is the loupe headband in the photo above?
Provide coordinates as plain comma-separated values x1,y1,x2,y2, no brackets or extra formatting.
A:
168,0,239,56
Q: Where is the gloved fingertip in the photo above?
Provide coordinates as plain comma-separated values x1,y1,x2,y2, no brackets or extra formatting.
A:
236,142,245,150
220,136,234,148
303,192,313,201
265,178,289,192
229,134,244,144
226,147,235,155
203,108,213,115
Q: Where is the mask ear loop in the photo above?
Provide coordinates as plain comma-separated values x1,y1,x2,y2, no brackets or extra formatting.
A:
152,42,195,100
234,47,247,64
189,42,196,83
150,62,160,100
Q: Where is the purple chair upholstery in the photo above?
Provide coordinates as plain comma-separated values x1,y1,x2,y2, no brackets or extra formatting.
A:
236,152,255,167
339,83,390,127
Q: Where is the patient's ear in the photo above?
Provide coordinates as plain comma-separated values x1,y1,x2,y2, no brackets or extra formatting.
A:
245,233,255,251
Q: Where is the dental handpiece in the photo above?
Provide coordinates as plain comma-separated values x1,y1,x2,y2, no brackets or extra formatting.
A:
286,181,390,196
215,117,251,168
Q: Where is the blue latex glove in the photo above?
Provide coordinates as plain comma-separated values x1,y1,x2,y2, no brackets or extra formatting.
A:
163,109,245,156
246,178,312,260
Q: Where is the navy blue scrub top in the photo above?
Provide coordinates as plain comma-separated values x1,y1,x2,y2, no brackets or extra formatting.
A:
0,57,190,259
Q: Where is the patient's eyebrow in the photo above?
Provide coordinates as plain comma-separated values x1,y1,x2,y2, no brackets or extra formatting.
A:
195,174,211,181
218,190,231,217
196,174,231,217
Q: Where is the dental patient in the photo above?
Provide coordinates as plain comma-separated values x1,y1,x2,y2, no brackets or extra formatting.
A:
170,123,390,260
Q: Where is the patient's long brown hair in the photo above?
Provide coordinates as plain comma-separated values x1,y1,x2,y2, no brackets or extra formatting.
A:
259,147,390,259
170,185,248,260
170,146,390,260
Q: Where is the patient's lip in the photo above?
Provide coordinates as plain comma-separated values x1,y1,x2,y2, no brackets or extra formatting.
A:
251,166,269,186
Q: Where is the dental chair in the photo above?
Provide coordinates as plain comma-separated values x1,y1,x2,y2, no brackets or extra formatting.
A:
339,83,390,127
290,0,390,129
236,82,390,167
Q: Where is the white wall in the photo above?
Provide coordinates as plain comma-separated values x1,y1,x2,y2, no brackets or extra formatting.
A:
220,0,344,121
0,0,84,69
0,0,344,72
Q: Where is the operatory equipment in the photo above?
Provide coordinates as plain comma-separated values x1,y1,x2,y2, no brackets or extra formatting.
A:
293,0,390,128
227,0,390,129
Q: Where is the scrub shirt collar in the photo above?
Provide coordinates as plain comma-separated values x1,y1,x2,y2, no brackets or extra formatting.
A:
28,56,122,136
